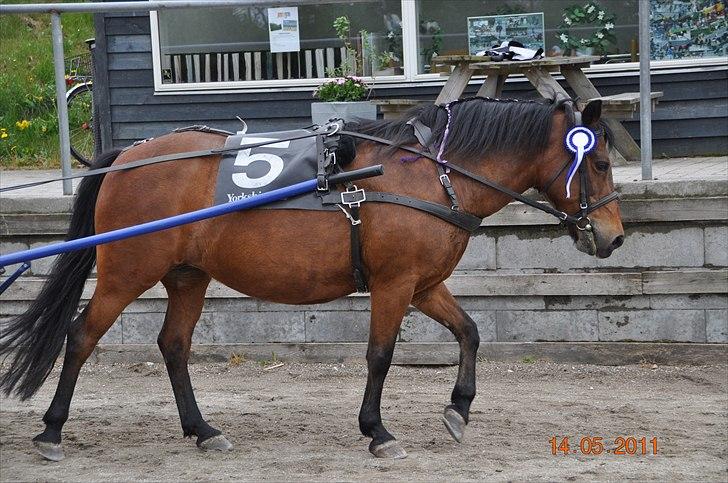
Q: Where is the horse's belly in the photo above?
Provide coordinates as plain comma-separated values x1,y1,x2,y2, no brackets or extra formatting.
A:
200,210,356,305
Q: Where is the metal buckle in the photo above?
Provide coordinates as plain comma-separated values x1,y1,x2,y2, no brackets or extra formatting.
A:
579,202,588,210
558,212,569,222
317,176,329,192
341,185,366,208
439,173,451,187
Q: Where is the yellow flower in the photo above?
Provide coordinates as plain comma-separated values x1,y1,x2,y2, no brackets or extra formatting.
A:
1,132,8,139
15,120,31,130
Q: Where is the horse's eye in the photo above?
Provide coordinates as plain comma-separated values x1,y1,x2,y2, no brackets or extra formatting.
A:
595,161,610,172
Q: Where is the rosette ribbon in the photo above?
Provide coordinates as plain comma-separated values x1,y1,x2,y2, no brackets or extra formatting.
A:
564,126,597,198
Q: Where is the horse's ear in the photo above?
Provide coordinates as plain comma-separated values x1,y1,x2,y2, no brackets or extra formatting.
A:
582,99,602,125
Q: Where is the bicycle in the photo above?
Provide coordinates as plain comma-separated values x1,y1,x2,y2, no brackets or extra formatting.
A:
65,38,98,166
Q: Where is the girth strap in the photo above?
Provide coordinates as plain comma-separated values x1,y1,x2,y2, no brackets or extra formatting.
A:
348,205,368,292
322,191,481,233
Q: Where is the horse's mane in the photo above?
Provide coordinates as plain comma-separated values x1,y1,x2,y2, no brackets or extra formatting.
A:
346,96,576,160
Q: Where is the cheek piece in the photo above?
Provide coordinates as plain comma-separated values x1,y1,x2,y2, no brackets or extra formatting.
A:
564,126,596,198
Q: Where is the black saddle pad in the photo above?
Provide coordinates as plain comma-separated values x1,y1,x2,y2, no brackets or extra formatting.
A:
214,129,337,211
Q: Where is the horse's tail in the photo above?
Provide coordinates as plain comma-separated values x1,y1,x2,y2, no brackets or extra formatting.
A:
0,149,122,400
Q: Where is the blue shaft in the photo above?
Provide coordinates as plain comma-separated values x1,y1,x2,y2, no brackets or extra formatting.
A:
0,178,318,268
0,262,31,295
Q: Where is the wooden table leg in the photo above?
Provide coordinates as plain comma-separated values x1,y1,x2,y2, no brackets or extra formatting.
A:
561,66,642,162
476,73,507,98
435,62,475,105
523,67,571,99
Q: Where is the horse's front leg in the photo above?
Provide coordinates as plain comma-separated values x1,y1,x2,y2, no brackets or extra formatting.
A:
412,282,480,443
359,281,415,459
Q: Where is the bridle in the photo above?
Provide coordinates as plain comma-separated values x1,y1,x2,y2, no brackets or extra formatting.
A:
537,117,620,231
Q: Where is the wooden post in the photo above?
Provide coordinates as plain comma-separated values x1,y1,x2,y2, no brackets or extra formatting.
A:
435,62,474,105
561,66,643,162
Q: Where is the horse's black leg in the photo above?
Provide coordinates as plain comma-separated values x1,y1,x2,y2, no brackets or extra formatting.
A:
33,288,139,461
159,269,231,451
412,282,480,443
359,283,414,459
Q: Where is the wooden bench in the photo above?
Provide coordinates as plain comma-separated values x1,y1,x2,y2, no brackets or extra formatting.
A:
586,91,664,120
372,99,430,119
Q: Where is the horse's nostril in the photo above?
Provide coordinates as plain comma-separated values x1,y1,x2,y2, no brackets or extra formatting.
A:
611,235,624,249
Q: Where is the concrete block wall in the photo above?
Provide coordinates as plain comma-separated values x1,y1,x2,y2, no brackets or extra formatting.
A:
1,181,727,349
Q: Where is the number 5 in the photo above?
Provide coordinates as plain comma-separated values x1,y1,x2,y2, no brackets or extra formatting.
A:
232,136,286,189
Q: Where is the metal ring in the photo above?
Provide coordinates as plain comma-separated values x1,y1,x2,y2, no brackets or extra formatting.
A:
575,217,592,231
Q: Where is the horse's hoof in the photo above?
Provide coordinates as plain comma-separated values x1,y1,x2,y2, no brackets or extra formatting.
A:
33,440,65,462
370,440,407,459
197,434,233,451
443,407,466,443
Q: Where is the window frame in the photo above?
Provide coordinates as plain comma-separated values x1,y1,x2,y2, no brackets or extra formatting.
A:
149,1,728,94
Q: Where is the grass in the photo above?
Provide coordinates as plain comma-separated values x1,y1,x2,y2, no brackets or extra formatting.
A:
0,0,94,169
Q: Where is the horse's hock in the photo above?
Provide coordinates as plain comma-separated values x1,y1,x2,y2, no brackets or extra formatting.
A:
1,168,726,363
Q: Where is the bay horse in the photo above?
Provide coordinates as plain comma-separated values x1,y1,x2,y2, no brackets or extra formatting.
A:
0,97,624,461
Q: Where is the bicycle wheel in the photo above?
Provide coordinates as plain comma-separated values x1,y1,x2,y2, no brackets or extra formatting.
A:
66,82,95,166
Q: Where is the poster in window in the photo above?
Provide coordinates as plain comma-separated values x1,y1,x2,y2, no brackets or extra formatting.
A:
467,13,545,55
268,7,300,53
650,0,727,60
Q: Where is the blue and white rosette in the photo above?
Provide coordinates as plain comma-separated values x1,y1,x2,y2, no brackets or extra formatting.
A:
564,126,597,198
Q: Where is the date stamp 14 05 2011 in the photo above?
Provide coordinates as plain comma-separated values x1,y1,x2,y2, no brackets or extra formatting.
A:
549,436,659,456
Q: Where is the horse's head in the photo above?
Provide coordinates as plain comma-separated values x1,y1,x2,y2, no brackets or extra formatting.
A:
539,100,624,258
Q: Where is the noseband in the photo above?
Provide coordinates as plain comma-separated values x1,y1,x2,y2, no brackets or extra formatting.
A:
538,112,620,231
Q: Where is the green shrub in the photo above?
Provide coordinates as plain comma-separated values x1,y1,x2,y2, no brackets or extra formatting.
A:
0,3,93,168
313,76,369,102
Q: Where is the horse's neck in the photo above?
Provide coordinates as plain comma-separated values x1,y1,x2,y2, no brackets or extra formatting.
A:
455,155,535,219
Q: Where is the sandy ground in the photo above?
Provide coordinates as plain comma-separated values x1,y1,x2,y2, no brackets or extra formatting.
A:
0,360,726,482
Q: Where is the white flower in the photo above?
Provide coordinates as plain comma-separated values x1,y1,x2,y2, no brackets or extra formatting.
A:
596,32,604,39
564,17,572,25
598,10,605,20
605,22,614,30
559,33,569,43
581,38,588,44
587,5,595,13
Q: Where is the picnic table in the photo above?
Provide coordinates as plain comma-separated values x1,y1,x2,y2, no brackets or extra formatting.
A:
432,55,660,163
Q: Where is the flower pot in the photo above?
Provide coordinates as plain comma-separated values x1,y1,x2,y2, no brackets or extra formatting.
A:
311,101,377,125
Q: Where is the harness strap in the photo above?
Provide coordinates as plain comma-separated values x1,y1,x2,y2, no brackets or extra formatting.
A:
348,205,368,292
0,130,330,194
315,134,328,191
407,118,460,210
322,191,481,233
323,187,483,293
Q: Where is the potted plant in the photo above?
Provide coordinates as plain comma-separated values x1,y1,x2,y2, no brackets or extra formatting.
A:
310,16,377,124
311,76,375,124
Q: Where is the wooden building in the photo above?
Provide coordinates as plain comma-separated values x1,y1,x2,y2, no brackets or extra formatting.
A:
93,0,727,157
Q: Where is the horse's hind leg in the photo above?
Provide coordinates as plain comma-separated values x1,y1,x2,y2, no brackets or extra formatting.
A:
412,282,480,443
33,285,143,461
158,267,231,451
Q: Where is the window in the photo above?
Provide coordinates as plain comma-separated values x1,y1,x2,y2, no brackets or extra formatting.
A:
153,0,403,85
149,0,727,91
415,0,640,74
